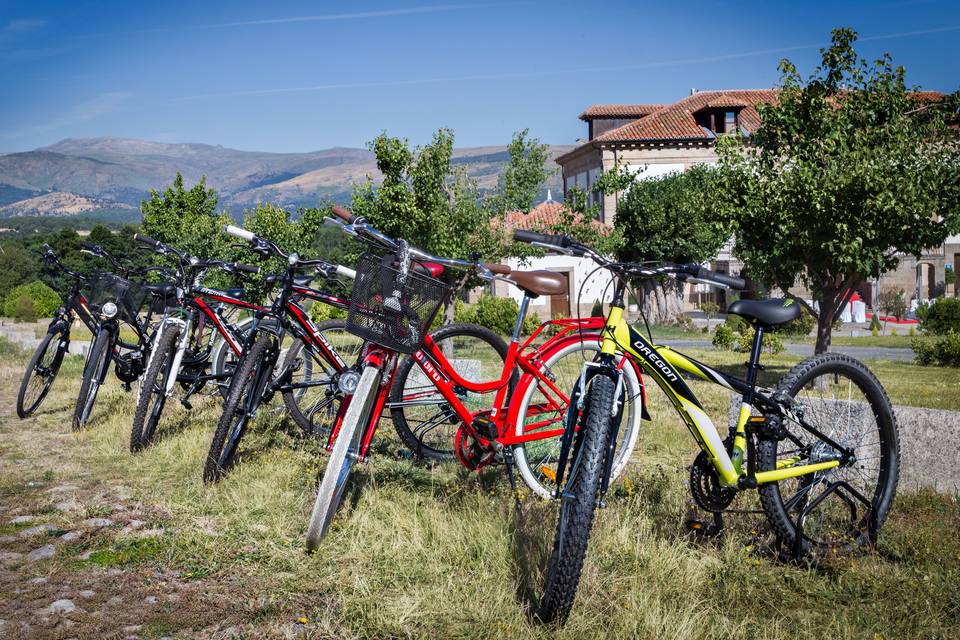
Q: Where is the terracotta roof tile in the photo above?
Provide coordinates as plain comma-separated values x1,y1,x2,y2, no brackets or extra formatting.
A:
499,201,609,235
579,104,665,120
593,89,778,142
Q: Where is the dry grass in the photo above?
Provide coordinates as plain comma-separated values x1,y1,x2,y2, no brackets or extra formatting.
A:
1,339,958,639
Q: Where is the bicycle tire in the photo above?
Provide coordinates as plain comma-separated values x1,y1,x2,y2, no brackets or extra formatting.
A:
281,319,359,435
17,325,68,418
72,328,112,431
757,353,899,557
536,373,616,624
389,323,510,460
203,333,273,483
130,324,179,452
305,363,379,551
512,338,642,499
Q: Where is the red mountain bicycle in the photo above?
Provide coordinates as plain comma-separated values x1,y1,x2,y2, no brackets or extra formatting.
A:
303,206,645,548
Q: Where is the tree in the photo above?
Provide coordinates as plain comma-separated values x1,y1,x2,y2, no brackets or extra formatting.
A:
351,129,508,325
140,172,232,261
487,129,553,216
614,164,732,323
716,28,960,353
0,242,39,300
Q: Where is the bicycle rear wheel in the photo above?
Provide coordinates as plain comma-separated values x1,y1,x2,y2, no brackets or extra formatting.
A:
758,353,899,558
72,328,112,431
17,325,68,418
388,323,510,460
535,373,616,624
305,363,380,551
513,340,641,499
282,320,363,436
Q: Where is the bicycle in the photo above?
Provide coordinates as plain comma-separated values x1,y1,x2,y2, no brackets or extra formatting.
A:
71,243,171,431
513,230,900,624
16,245,98,418
128,233,271,451
303,207,644,549
204,225,359,482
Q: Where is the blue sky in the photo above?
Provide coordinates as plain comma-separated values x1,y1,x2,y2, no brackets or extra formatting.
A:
1,0,958,153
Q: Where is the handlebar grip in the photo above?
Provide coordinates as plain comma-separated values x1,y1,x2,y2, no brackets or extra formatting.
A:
334,264,357,280
224,225,256,242
709,272,746,290
134,233,161,247
330,205,355,223
232,263,261,275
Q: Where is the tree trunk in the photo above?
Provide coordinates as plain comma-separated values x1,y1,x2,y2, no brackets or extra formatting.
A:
814,287,838,355
638,280,685,324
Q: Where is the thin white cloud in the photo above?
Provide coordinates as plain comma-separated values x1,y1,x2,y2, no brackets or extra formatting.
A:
0,18,46,43
210,4,483,28
174,24,960,102
1,92,132,140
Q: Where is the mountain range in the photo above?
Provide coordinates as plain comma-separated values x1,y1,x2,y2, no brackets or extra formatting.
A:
0,137,571,220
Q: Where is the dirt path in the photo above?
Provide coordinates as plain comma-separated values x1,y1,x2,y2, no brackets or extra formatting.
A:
0,362,294,640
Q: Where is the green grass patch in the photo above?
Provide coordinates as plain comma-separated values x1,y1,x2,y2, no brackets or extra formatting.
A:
85,536,170,567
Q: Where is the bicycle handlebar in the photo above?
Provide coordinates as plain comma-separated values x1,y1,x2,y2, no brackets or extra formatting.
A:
222,224,355,280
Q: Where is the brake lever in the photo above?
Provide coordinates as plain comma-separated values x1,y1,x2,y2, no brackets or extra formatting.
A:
530,241,573,255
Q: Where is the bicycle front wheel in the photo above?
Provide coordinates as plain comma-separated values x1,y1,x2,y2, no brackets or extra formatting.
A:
758,353,900,558
17,325,68,418
305,363,380,551
535,373,616,624
130,324,179,452
513,339,642,499
72,328,112,431
204,333,274,483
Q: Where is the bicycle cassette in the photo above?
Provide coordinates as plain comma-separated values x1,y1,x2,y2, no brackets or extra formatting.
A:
689,450,736,513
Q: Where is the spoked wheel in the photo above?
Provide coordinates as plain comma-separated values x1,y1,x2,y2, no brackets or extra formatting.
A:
388,323,510,460
17,326,69,418
130,325,179,452
513,340,642,499
72,328,113,431
282,320,363,436
305,364,380,551
758,353,900,558
204,334,274,483
535,373,616,625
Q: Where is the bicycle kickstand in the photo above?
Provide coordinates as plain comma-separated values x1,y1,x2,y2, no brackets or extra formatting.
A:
500,445,523,513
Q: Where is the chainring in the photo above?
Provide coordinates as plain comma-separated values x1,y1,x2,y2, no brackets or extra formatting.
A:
454,426,496,471
690,450,737,513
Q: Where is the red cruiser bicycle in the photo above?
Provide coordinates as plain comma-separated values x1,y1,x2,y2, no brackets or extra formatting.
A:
303,206,645,548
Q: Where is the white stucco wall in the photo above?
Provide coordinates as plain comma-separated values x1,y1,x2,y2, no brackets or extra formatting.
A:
494,254,615,317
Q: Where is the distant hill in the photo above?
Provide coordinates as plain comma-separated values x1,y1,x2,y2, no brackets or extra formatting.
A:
0,137,571,220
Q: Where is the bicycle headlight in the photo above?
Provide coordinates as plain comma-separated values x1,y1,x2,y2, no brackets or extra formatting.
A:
101,301,119,319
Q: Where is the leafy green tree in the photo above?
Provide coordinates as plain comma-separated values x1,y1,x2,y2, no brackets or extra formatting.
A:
716,28,960,353
614,164,732,322
351,129,507,325
140,172,231,261
0,242,39,299
487,129,553,216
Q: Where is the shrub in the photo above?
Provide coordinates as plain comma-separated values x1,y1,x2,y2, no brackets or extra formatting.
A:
672,314,696,331
14,295,37,322
471,295,521,335
712,324,735,350
725,314,749,335
734,328,784,354
879,289,907,322
522,312,542,336
890,328,897,336
700,300,719,324
921,297,960,335
3,281,61,319
909,326,916,337
913,332,960,367
869,313,882,332
775,308,816,337
871,325,879,337
309,300,347,323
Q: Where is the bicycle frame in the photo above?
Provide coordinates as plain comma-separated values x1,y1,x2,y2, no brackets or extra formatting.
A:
598,304,842,488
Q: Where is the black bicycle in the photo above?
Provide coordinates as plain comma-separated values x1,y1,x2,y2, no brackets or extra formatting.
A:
16,245,99,418
71,244,171,430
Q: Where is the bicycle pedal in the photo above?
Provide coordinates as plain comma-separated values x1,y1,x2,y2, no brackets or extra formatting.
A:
180,398,193,410
470,416,498,441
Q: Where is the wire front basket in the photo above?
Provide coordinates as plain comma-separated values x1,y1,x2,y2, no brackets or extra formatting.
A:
87,272,148,324
345,253,452,354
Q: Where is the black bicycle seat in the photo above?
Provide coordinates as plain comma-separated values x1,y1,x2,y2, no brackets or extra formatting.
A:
727,298,801,328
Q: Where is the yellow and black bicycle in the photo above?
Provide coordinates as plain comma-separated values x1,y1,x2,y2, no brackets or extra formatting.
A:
513,230,900,624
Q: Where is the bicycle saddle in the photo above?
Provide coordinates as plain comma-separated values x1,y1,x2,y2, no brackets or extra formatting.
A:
144,283,176,298
727,298,801,328
506,270,567,297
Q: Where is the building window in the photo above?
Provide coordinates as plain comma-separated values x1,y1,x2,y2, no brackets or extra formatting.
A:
724,111,736,134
